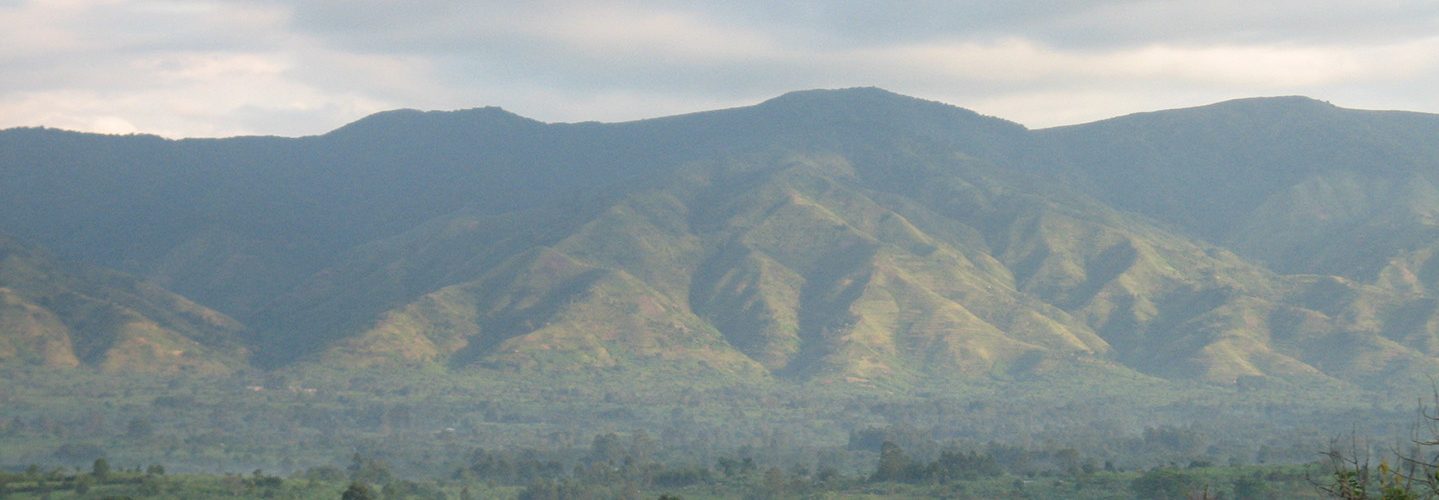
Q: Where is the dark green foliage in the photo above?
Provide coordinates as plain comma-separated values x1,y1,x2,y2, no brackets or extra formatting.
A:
91,457,110,478
1234,474,1274,499
928,449,1003,481
341,481,377,500
518,477,590,500
1130,468,1201,500
347,453,392,485
380,479,443,499
74,473,92,493
138,474,163,495
303,466,347,482
870,441,1006,484
872,441,918,482
463,448,565,484
716,456,757,477
652,466,710,487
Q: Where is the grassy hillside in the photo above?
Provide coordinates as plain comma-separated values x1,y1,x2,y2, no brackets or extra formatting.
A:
0,235,246,374
3,88,1439,390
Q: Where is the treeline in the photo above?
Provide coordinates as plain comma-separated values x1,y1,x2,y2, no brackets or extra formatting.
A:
447,429,1303,499
0,368,1408,499
0,459,175,497
0,434,1325,499
0,366,1397,483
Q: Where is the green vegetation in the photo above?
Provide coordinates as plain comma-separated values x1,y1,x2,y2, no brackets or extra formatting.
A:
0,431,1336,499
0,236,245,374
0,424,1336,499
6,89,1439,497
6,89,1439,391
0,361,1420,499
0,460,1323,499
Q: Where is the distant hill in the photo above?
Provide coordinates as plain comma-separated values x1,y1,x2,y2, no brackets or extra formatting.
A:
1036,96,1439,279
4,88,1439,388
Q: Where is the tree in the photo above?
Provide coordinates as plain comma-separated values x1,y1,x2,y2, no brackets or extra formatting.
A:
91,457,110,479
929,449,1001,481
1319,443,1424,500
757,467,787,499
588,432,627,464
347,453,392,485
341,481,376,500
1317,389,1439,499
871,441,916,482
1130,468,1200,500
1055,448,1082,476
1234,474,1273,499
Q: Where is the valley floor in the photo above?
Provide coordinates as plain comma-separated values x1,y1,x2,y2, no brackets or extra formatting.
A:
1,364,1430,499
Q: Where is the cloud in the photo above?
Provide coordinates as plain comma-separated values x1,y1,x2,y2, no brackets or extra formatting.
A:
849,36,1439,126
0,0,434,136
869,37,1439,87
690,1,1439,48
2,1,1438,136
0,58,393,138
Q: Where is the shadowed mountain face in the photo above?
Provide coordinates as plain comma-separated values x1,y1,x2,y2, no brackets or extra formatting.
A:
4,88,1439,388
1036,97,1439,276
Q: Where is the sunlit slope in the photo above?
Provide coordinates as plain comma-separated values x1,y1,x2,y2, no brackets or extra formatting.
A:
6,88,1439,388
228,91,1439,387
0,235,246,373
307,154,1103,382
293,134,1439,386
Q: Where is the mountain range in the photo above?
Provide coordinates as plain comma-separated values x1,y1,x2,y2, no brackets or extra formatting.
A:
4,88,1439,389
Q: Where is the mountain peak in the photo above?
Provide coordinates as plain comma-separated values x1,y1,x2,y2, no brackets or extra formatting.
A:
1205,95,1338,112
763,86,908,103
751,87,1025,135
1047,95,1344,132
760,87,960,114
325,106,540,138
9,88,1439,390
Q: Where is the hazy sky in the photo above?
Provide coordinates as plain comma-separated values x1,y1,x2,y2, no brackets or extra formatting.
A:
3,0,1438,138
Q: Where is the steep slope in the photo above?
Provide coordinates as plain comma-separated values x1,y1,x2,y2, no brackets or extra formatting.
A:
5,88,1439,389
0,235,246,373
304,152,1107,383
283,111,1435,386
0,88,1021,320
0,108,654,319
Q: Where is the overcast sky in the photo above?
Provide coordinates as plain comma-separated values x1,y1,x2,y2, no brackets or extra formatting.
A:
3,0,1438,138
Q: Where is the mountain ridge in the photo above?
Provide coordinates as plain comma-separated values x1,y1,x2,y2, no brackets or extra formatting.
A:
4,89,1439,390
